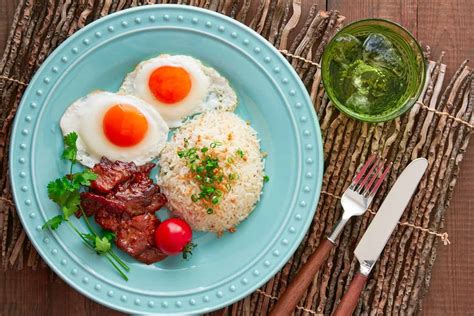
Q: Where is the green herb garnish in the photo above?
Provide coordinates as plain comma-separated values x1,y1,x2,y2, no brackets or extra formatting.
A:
42,132,130,281
211,196,220,205
263,175,270,183
183,242,197,260
236,149,245,158
178,140,238,214
62,132,78,161
42,215,64,230
94,236,112,253
210,141,222,148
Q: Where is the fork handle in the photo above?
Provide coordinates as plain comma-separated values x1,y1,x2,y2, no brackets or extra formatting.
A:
269,239,334,316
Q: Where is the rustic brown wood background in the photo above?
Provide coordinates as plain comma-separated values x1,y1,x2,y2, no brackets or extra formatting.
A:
1,0,473,315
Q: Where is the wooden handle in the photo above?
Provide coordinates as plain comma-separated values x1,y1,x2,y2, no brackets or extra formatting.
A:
269,239,334,316
333,272,368,316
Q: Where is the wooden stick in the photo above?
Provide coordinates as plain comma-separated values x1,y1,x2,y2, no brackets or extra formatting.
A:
383,59,444,314
260,0,277,36
392,63,470,314
368,60,436,313
235,0,251,22
303,119,356,311
288,4,318,54
248,0,265,30
267,0,288,45
278,0,301,49
404,72,471,314
418,76,472,312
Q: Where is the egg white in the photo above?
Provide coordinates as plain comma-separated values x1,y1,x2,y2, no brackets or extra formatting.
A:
120,54,237,128
60,91,169,168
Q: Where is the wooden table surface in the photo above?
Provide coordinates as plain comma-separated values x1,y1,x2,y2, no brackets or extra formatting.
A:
1,1,473,315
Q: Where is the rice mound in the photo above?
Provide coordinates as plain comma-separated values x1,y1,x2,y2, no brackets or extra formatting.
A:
158,111,264,233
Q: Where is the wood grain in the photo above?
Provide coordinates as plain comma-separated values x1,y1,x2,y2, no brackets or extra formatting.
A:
0,268,121,316
1,0,473,315
417,0,474,80
0,0,17,55
328,0,418,37
421,152,474,315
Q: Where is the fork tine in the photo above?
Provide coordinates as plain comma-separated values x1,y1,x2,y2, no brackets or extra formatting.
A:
357,156,381,193
369,162,392,196
351,154,376,189
362,159,385,196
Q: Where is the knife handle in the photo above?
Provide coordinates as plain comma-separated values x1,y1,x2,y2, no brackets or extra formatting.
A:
269,239,334,316
333,272,368,316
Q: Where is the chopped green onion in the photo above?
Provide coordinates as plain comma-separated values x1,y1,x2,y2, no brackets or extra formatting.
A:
206,187,215,194
211,196,220,205
177,141,239,208
263,175,270,183
210,141,222,148
196,166,205,173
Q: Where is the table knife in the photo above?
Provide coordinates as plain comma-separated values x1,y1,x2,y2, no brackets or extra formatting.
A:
333,158,428,316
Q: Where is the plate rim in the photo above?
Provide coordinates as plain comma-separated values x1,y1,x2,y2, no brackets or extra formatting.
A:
9,4,324,314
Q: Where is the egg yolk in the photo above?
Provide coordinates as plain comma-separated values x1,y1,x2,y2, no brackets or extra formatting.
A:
103,104,148,147
148,66,192,104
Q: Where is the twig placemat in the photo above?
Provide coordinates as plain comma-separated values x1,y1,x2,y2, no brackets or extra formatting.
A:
0,1,472,315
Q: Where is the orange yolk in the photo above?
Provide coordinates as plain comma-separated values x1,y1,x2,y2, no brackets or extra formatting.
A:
148,66,192,104
103,104,148,147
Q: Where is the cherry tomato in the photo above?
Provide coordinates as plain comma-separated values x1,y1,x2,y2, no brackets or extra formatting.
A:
154,218,195,258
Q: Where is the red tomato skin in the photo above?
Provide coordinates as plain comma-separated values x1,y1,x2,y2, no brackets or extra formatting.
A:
154,218,193,256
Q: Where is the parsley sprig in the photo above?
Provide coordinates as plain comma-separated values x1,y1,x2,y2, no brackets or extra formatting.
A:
42,132,130,281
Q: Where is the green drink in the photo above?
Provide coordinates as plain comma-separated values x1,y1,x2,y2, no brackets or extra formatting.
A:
321,19,425,122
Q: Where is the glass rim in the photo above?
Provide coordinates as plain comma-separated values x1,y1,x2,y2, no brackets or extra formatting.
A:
321,18,427,123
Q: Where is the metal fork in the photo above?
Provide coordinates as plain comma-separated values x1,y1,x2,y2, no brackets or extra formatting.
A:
328,154,390,243
269,154,391,316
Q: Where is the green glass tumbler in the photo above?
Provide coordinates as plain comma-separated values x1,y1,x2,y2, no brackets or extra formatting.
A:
321,18,426,122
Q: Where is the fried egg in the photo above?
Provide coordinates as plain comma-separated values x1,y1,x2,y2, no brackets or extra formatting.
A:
60,91,169,168
119,54,237,128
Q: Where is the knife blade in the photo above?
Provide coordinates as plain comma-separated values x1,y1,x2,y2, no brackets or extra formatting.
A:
354,157,428,275
333,158,428,316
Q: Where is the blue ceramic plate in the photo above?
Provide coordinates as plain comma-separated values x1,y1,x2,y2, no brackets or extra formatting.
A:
10,5,323,314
